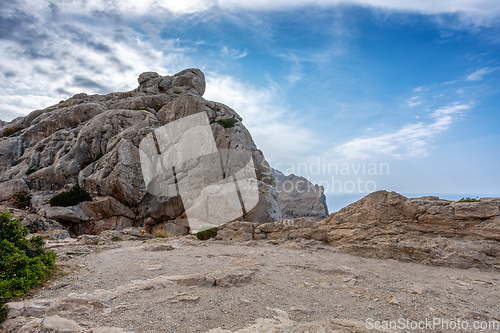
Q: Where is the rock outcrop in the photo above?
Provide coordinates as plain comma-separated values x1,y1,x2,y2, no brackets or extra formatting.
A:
0,69,281,235
320,191,500,269
272,169,328,220
217,218,326,242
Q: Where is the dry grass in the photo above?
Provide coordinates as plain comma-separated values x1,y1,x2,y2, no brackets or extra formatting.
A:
153,228,175,239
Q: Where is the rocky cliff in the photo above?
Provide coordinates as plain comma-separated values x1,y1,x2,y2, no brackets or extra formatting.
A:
0,69,282,235
272,169,328,220
320,191,500,269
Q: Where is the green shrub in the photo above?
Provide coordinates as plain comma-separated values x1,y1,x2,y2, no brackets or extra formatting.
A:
11,192,30,209
26,168,38,175
458,197,480,202
217,118,238,128
0,212,56,322
1,126,24,138
135,107,151,112
49,185,93,207
153,104,165,112
79,154,103,170
196,226,218,240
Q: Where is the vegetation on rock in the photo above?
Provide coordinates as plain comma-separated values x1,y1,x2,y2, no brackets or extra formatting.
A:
196,225,218,240
458,197,480,202
49,185,93,207
11,191,31,209
1,126,24,138
26,168,38,175
217,118,238,128
153,104,165,112
0,212,56,322
154,228,174,238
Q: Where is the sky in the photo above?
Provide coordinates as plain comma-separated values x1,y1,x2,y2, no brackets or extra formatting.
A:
1,0,499,212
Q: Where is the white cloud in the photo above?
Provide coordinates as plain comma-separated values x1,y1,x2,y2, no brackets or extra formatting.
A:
18,0,500,17
221,46,248,59
0,6,192,121
204,74,320,162
333,103,470,159
220,0,500,16
407,96,422,107
0,92,60,120
466,67,499,81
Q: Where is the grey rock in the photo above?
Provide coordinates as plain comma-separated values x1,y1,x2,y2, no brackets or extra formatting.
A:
0,68,281,236
138,72,160,85
217,222,254,241
272,169,328,220
40,315,83,333
0,179,29,201
322,191,500,269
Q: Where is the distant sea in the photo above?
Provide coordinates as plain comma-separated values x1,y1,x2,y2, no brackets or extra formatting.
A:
326,192,499,215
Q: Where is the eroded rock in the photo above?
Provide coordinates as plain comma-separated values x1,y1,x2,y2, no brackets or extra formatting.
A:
321,191,500,269
0,69,282,235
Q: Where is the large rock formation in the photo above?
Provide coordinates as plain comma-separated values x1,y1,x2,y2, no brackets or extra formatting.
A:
272,169,328,220
0,69,281,235
320,191,500,269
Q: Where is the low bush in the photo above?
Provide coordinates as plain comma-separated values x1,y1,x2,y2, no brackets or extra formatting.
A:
49,185,93,207
1,126,24,138
196,226,218,240
458,197,480,202
11,192,30,209
0,212,56,322
26,168,38,175
153,104,165,112
217,118,238,128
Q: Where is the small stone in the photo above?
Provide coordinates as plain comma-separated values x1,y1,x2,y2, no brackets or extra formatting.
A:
40,315,83,333
388,297,400,305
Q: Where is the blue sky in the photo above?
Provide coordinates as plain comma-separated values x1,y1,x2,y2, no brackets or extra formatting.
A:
1,0,499,211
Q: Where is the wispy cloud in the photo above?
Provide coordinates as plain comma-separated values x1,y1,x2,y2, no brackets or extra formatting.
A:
334,103,471,159
204,74,320,162
63,0,500,16
221,46,248,59
0,2,193,120
466,67,499,81
407,96,423,107
15,0,500,21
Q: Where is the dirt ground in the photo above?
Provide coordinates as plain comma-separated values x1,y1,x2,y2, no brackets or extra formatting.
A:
12,236,500,332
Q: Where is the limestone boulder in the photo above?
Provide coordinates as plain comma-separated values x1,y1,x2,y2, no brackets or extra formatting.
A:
321,191,500,269
137,68,205,96
272,169,328,220
0,179,29,201
0,68,282,235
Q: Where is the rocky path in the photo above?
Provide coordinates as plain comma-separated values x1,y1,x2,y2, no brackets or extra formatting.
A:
3,236,500,332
